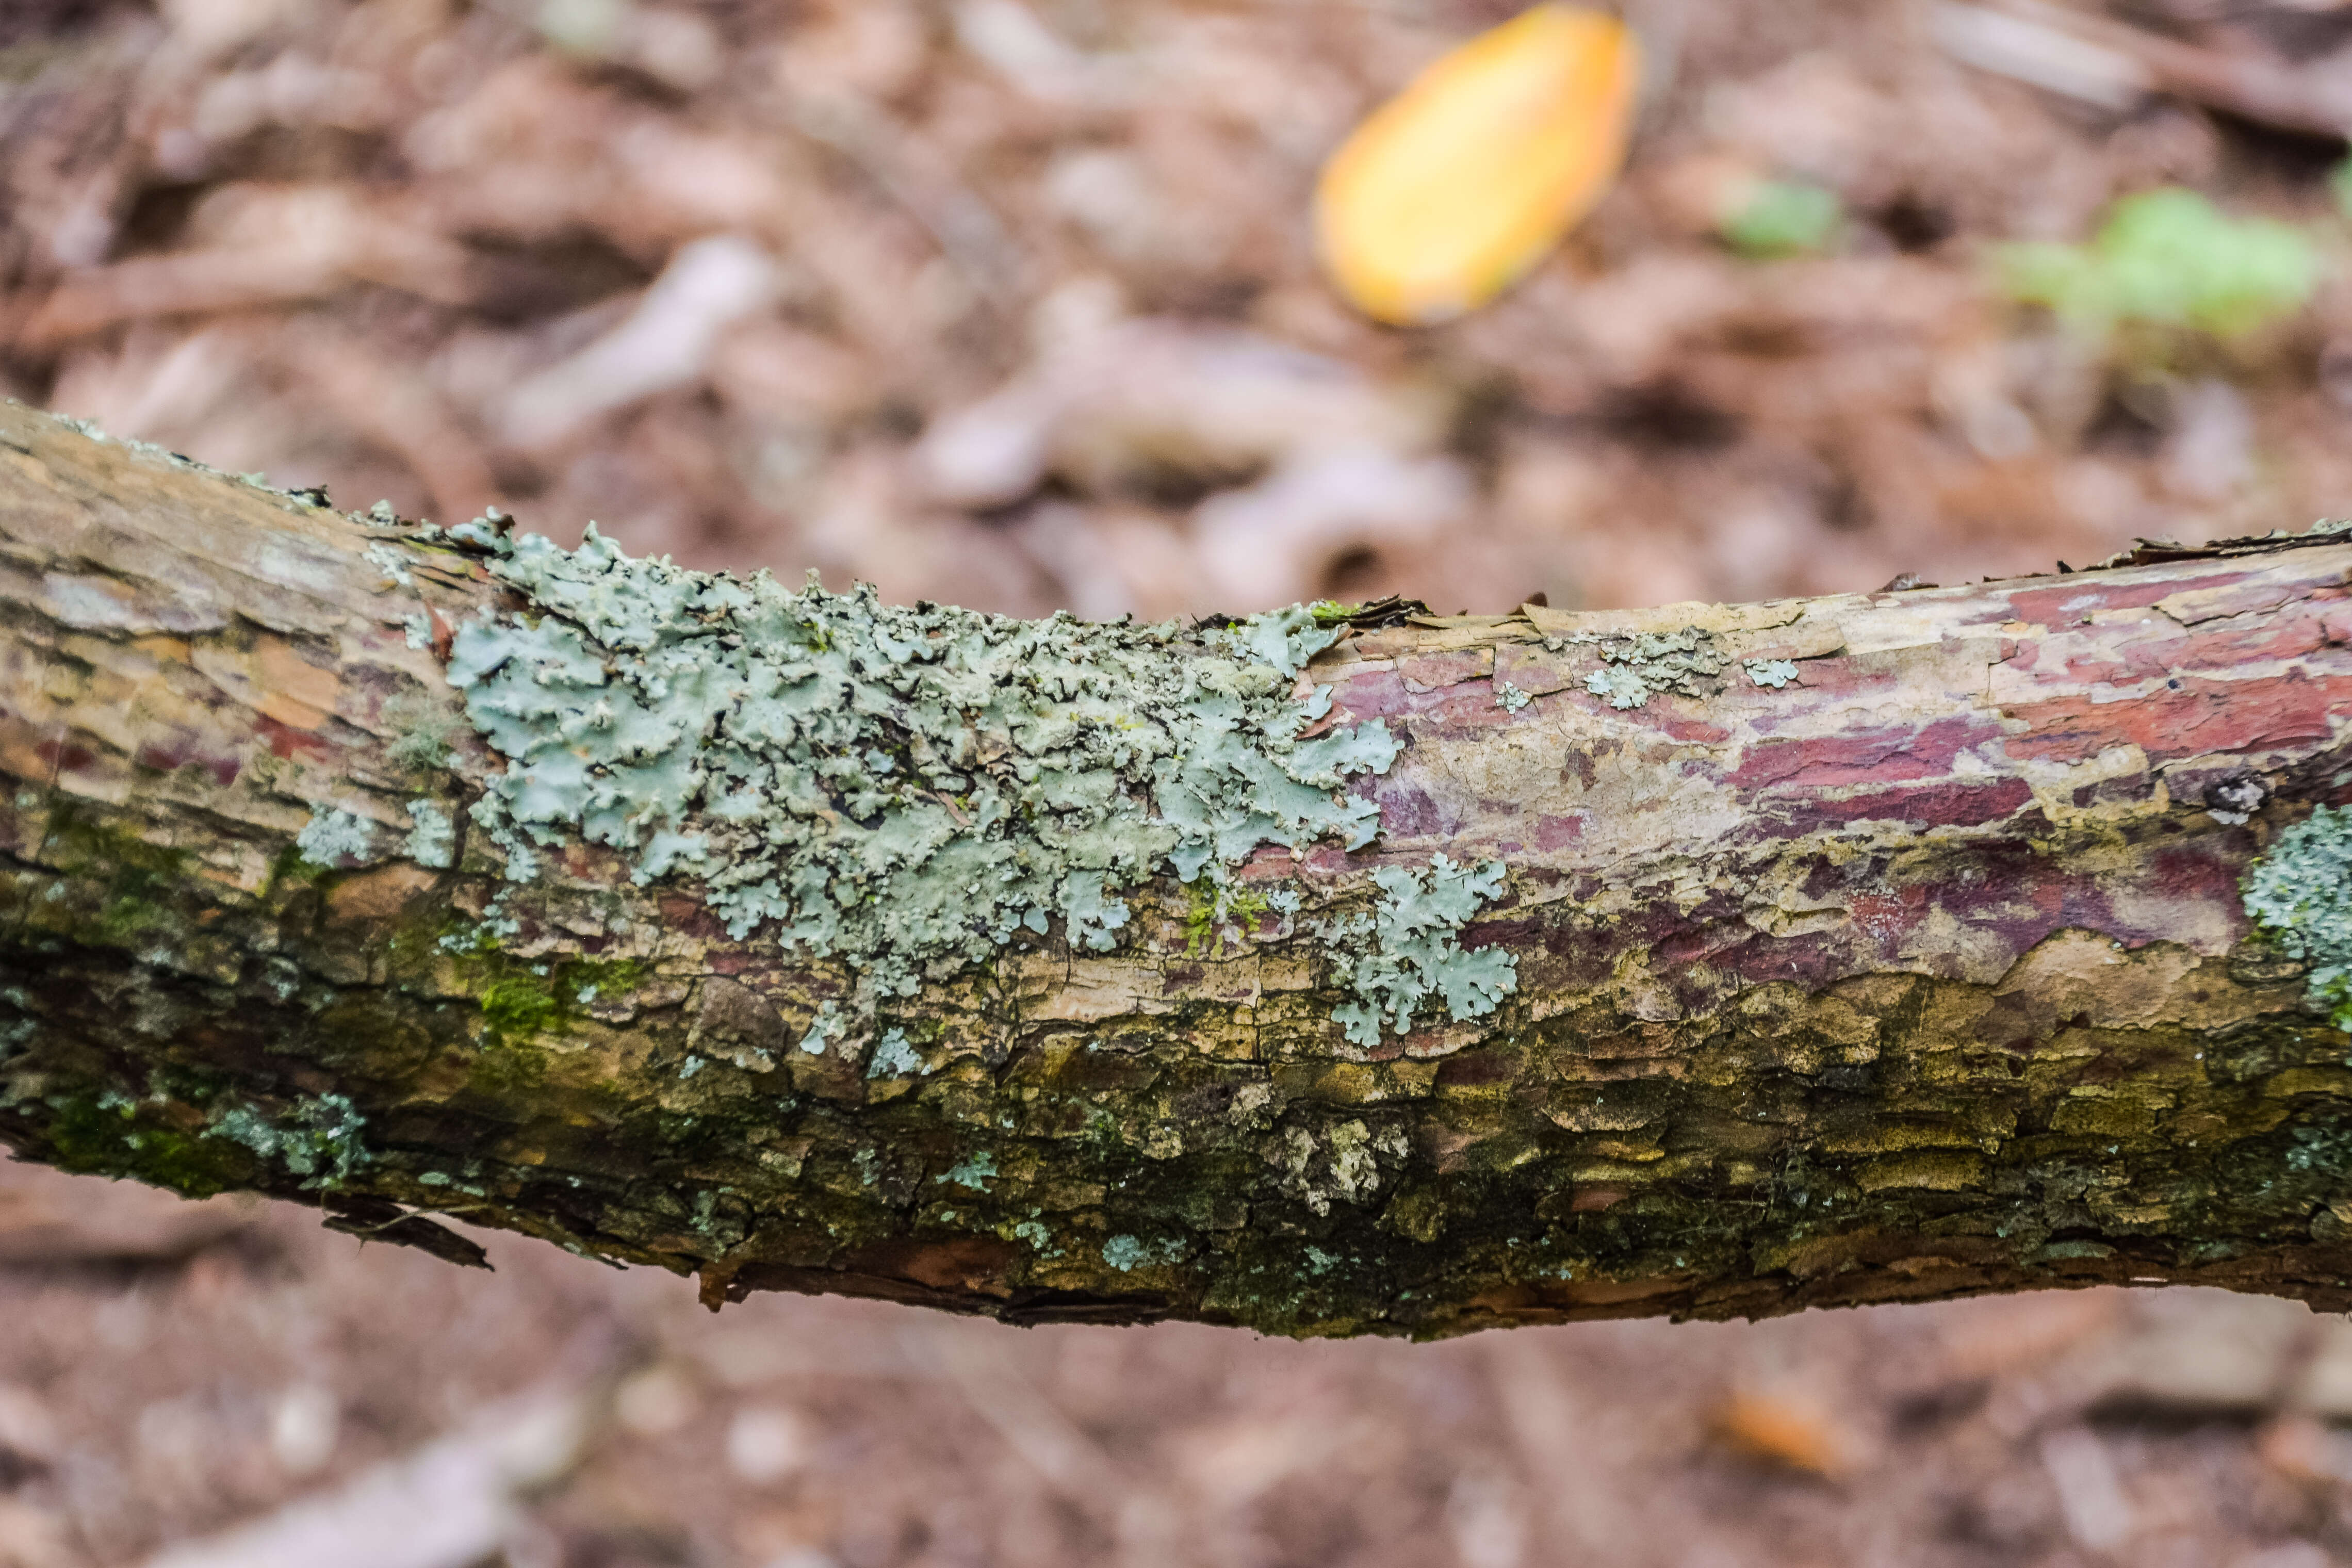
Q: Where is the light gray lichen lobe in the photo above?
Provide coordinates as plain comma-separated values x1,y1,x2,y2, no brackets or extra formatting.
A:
204,1093,369,1189
1744,658,1800,689
866,1028,922,1079
937,1151,998,1191
798,1000,841,1056
1558,627,1728,712
295,807,377,868
364,543,416,587
1101,1233,1180,1270
403,799,455,868
438,524,1402,996
1330,856,1519,1048
2244,804,2352,1028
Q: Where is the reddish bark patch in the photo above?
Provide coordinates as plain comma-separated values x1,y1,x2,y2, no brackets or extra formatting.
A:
253,714,334,761
1533,813,1585,851
1721,927,1858,988
32,736,95,774
1329,670,1448,721
843,1234,1020,1296
1462,916,1542,952
658,895,728,941
132,732,243,787
2006,673,2345,764
1368,780,1449,838
1734,715,2003,791
2002,570,2245,628
1781,777,2036,831
1394,650,1490,690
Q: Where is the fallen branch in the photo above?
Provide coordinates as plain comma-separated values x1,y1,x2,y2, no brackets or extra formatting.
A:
5,402,2352,1337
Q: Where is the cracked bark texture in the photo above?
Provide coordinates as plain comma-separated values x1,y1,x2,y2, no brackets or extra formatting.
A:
5,400,2352,1338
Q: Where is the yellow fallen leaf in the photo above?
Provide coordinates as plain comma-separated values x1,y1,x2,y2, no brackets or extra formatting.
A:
1314,5,1641,326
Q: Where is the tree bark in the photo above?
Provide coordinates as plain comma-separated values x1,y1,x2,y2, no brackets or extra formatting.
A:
6,400,2352,1337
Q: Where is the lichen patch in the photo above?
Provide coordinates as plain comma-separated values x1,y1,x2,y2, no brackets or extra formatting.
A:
2244,803,2352,1027
436,524,1403,997
1330,855,1518,1047
1554,626,1728,711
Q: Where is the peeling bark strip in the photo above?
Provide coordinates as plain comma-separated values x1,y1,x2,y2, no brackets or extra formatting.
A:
8,403,2352,1335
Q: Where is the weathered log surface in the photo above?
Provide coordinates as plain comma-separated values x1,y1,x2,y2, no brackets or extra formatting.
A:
6,400,2352,1337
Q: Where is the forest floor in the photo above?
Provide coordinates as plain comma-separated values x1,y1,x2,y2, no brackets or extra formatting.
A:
7,1161,2352,1568
10,0,2352,1561
11,0,2352,620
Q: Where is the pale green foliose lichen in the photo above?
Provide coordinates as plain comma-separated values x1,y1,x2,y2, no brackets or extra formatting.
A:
1745,659,1800,689
1330,855,1518,1048
364,543,415,587
1495,681,1531,713
2244,804,2352,1028
440,524,1399,995
403,799,455,868
203,1093,369,1189
1101,1234,1181,1270
1560,627,1726,712
798,1000,841,1056
1584,668,1649,710
937,1151,997,1191
866,1028,922,1079
295,807,377,868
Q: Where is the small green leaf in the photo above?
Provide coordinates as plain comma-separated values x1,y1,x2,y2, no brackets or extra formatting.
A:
1720,179,1843,259
1998,187,2320,342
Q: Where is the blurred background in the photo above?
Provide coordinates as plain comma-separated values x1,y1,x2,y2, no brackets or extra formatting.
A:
11,0,2352,1561
14,0,2352,618
11,1167,2352,1568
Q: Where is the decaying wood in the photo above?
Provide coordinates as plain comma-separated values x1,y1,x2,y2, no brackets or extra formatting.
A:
6,400,2352,1338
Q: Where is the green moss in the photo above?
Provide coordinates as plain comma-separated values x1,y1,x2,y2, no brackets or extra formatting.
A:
2243,805,2352,1028
23,806,210,950
266,841,323,891
1184,879,1277,956
45,804,190,910
44,1097,252,1197
443,924,647,1050
479,973,562,1043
